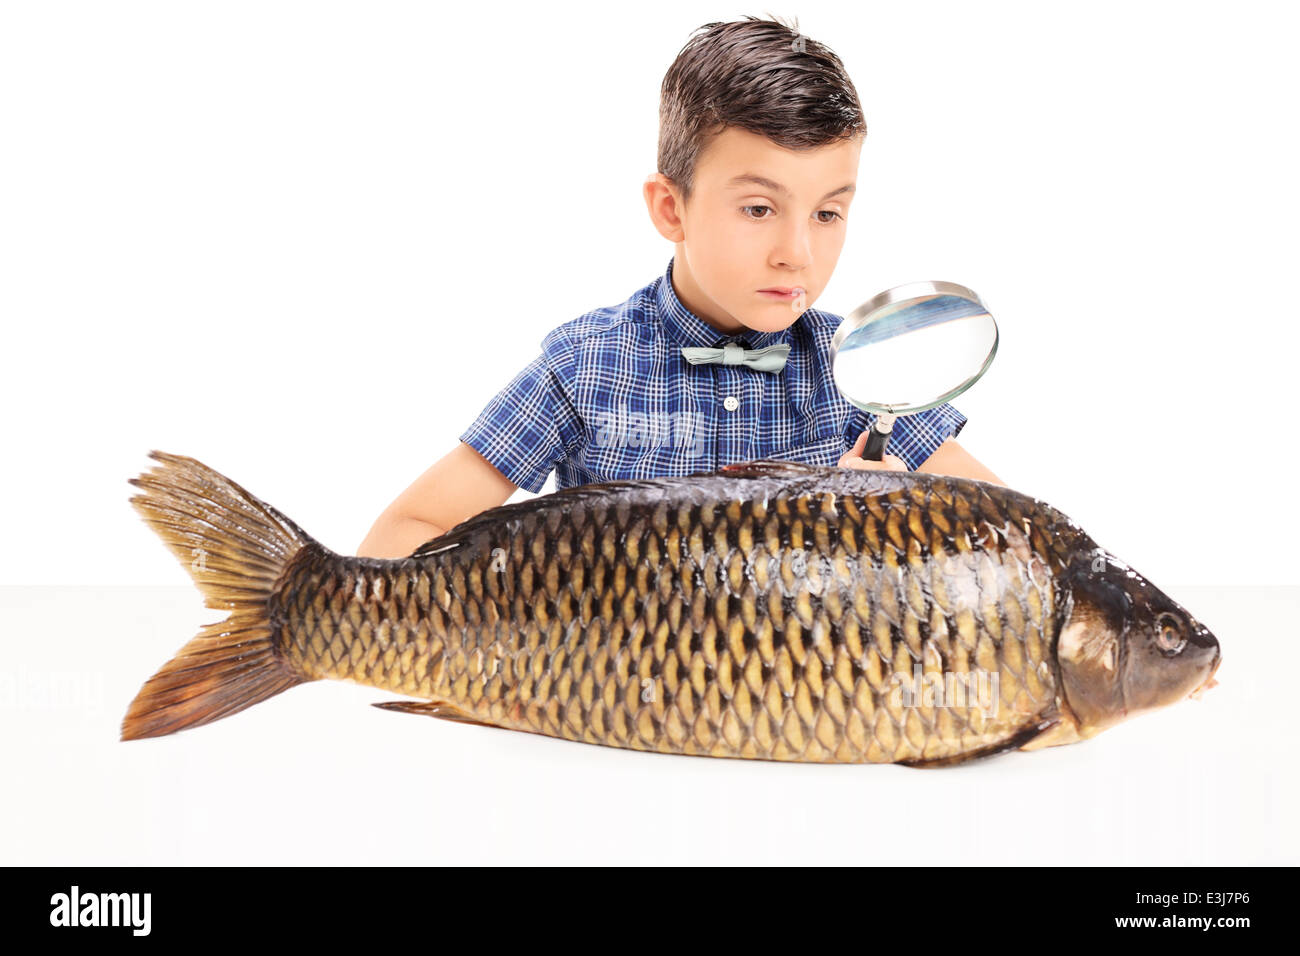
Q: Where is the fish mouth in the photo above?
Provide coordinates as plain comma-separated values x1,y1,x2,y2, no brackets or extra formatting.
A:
1188,651,1222,700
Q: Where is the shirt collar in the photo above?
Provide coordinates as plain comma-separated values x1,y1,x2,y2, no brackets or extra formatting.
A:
655,256,793,351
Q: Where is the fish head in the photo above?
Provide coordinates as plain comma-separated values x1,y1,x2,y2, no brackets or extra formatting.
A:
1057,549,1220,738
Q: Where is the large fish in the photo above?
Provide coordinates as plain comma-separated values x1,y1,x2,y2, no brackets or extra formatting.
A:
121,450,1219,767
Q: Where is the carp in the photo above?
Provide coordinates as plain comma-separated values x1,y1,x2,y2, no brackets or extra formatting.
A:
121,450,1220,766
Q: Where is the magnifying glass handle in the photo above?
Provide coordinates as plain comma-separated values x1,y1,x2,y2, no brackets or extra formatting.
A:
862,412,896,461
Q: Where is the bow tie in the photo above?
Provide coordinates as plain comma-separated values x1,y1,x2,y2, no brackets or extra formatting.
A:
680,342,791,373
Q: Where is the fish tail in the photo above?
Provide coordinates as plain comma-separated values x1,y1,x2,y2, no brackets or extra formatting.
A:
122,450,320,740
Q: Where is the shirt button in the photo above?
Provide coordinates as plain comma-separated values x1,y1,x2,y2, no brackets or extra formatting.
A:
722,395,739,412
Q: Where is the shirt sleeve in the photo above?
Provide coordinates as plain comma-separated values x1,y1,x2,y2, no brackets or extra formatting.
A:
458,328,582,494
885,402,968,471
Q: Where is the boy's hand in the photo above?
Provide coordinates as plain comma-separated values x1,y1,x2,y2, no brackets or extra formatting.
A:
837,429,908,472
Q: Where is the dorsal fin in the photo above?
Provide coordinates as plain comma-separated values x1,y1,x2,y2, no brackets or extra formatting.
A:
407,459,836,560
717,458,830,480
406,471,709,559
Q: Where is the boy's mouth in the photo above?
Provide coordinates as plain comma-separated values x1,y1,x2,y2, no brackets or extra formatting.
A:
758,287,805,301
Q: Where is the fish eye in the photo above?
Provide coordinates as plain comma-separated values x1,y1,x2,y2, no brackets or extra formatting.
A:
1155,612,1186,654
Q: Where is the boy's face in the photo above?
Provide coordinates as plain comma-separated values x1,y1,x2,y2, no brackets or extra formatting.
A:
647,126,862,337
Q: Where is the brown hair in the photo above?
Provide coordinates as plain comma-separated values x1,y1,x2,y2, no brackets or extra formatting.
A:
657,14,866,204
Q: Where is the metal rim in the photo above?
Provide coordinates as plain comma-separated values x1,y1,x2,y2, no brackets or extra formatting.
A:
830,280,986,356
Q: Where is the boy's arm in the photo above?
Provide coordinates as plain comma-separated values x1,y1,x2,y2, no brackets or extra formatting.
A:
356,442,519,558
843,404,1005,486
359,326,581,559
915,438,1005,486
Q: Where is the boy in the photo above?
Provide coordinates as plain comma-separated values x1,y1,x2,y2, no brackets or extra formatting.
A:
359,15,1002,559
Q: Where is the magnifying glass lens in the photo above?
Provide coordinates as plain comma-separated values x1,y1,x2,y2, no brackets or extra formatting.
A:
832,292,997,415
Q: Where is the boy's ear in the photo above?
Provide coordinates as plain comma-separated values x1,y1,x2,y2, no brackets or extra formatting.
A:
644,173,685,242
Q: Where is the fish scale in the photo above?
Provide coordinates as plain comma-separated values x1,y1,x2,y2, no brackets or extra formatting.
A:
267,465,1066,763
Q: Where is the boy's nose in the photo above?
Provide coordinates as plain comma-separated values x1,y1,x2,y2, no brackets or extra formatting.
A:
771,226,812,269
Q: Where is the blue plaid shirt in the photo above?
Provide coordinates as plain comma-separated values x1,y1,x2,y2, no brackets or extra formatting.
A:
460,256,968,493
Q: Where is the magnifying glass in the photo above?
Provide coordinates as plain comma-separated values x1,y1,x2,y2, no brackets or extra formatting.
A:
830,280,999,461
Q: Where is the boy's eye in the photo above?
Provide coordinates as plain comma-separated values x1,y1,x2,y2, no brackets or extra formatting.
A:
741,205,843,223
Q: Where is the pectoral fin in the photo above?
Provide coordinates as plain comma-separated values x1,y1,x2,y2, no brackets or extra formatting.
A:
1016,712,1084,750
899,717,1064,769
373,699,502,729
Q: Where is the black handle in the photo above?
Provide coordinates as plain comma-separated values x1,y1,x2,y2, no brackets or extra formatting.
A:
862,425,890,461
860,412,896,462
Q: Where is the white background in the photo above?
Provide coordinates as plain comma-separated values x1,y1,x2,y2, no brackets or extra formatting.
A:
2,0,1296,866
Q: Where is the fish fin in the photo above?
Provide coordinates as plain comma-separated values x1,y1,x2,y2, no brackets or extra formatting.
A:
121,450,320,740
405,459,840,562
409,537,461,560
716,459,829,479
898,717,1061,769
1017,708,1084,750
373,699,502,729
